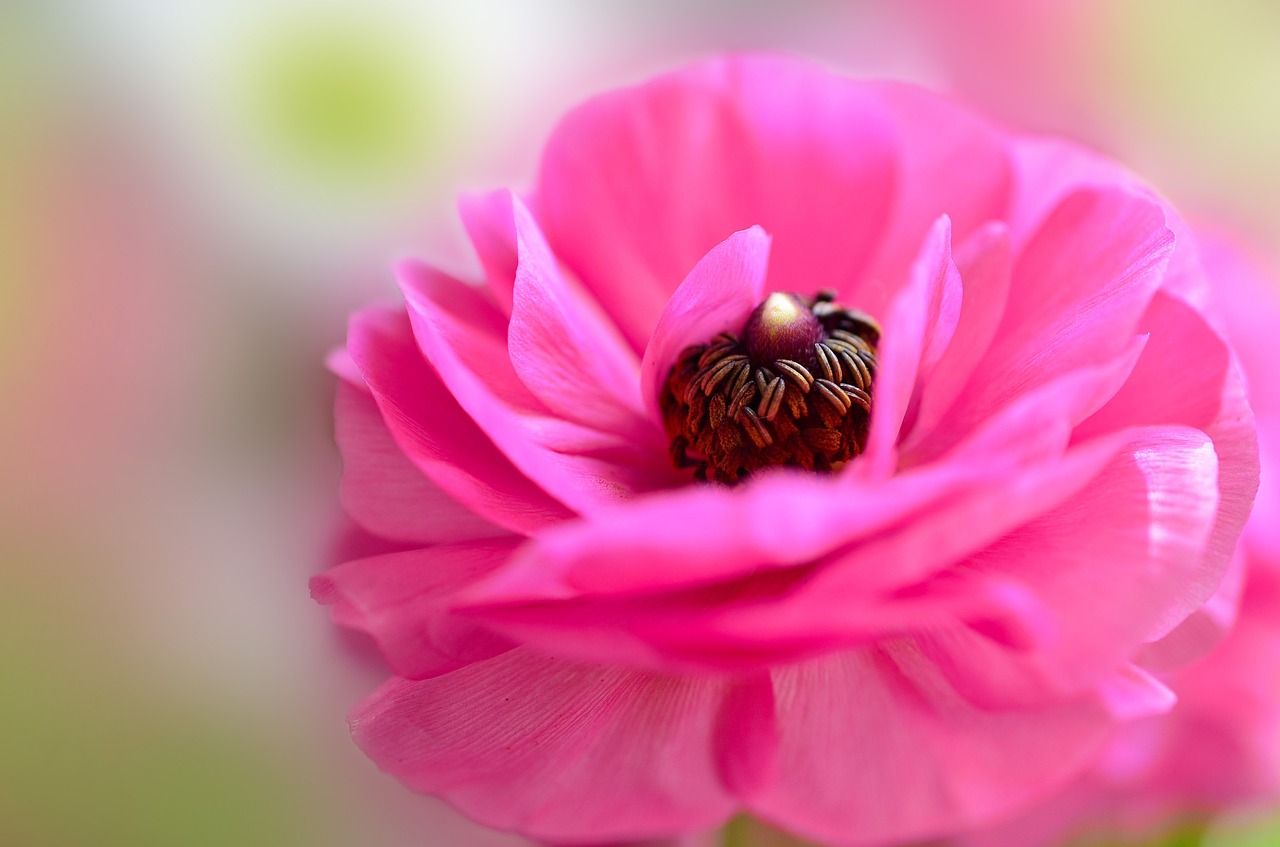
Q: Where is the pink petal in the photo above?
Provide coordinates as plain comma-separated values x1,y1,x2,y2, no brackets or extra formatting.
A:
345,305,571,534
455,466,978,671
504,192,657,442
720,437,1124,654
739,645,1122,846
922,425,1221,707
814,341,1151,592
639,227,771,427
1077,291,1259,644
312,539,521,679
466,470,945,608
901,222,1013,460
398,262,680,513
351,650,738,842
1136,545,1246,672
909,331,1148,470
1080,291,1228,437
1093,663,1177,723
714,671,777,797
458,190,519,315
1008,135,1224,338
536,55,896,351
656,441,1135,670
862,216,961,476
939,188,1173,452
335,379,508,545
864,81,1013,295
1004,137,1143,247
325,345,363,385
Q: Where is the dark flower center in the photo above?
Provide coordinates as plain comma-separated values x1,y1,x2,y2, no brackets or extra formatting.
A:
659,290,880,484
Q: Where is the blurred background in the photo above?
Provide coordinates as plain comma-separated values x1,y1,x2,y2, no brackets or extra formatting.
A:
2,1,1279,845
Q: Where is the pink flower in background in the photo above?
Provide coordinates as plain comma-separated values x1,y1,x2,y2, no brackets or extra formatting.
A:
949,235,1280,847
314,55,1258,845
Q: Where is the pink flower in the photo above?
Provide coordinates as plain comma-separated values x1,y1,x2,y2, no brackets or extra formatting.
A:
946,233,1280,847
314,56,1258,846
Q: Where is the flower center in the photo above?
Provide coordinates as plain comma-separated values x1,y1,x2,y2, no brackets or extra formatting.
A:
659,290,880,484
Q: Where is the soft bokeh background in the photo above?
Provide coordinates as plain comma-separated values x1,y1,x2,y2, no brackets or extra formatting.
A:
2,1,1279,845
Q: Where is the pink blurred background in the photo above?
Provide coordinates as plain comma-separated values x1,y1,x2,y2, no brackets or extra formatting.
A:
2,2,1278,845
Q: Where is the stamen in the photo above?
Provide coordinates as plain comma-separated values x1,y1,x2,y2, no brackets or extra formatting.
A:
658,290,879,484
815,379,851,414
814,343,842,383
759,376,786,421
774,359,814,392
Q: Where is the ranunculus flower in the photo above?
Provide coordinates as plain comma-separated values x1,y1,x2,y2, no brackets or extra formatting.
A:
945,233,1280,847
314,55,1258,846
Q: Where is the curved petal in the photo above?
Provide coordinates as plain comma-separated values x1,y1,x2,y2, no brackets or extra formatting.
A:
1077,291,1259,644
1136,544,1245,672
466,469,950,608
351,650,738,842
398,262,681,513
639,226,771,428
335,379,508,545
739,645,1123,846
922,425,1221,707
536,54,897,351
707,436,1123,657
937,188,1174,453
458,190,519,315
901,222,1013,460
862,215,961,477
1004,137,1145,247
504,192,655,441
345,305,571,534
312,539,521,679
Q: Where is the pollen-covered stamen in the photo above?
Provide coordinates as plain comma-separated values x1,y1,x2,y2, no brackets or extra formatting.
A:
659,290,880,484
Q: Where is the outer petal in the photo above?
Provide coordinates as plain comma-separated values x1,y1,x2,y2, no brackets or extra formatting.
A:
1209,228,1280,570
459,190,519,315
739,645,1126,846
345,305,571,534
1004,137,1137,248
922,425,1221,706
536,54,897,351
457,466,971,671
710,436,1123,657
334,379,507,545
351,650,738,842
1078,291,1259,645
639,227,771,427
464,470,947,605
312,539,521,679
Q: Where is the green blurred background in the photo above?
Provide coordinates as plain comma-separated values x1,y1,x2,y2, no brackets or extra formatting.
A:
1,1,1278,845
